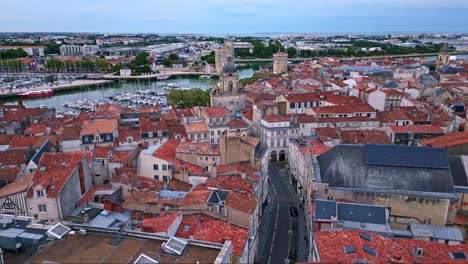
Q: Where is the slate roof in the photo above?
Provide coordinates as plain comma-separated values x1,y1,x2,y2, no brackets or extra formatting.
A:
317,144,457,199
314,200,387,225
448,156,468,187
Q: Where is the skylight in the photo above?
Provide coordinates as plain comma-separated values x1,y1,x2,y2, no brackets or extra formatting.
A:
344,245,356,254
46,223,71,239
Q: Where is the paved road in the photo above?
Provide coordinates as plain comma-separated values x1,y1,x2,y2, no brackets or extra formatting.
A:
257,163,307,264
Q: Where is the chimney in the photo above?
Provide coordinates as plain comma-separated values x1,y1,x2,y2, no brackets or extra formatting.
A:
241,169,247,179
211,163,218,178
390,255,404,264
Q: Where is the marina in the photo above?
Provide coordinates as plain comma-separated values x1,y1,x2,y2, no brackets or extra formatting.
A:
1,66,258,111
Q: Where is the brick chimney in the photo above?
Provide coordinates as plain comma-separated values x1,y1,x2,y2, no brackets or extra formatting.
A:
211,163,218,178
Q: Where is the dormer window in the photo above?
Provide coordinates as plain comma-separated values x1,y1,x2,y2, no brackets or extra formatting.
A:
36,190,45,198
95,136,100,141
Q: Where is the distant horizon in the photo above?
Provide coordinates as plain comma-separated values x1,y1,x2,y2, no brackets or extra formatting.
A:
2,0,468,34
1,30,468,37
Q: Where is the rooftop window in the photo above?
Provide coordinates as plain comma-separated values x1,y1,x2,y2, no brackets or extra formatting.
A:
363,245,378,256
344,245,356,254
359,232,372,241
450,252,468,260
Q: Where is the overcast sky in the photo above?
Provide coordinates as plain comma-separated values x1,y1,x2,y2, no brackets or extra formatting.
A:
2,0,468,34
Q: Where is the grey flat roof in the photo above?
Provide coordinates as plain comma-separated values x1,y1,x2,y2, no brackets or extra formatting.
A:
317,144,457,199
337,202,387,225
410,223,464,241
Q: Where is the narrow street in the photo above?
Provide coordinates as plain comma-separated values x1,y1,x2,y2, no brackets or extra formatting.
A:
257,163,308,264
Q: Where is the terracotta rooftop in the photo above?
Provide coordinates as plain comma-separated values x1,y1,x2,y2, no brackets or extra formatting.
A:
284,91,361,105
378,110,410,123
10,136,38,149
153,139,181,161
224,191,257,214
383,88,406,96
109,150,134,163
27,152,89,198
204,175,255,194
168,179,192,192
176,142,220,156
93,146,113,159
341,130,392,144
81,119,118,135
0,166,21,183
262,114,290,123
229,119,249,129
60,125,82,140
0,134,12,145
117,126,141,143
186,121,209,134
243,112,253,121
390,125,444,134
315,127,340,141
78,185,114,206
314,229,468,264
140,118,168,132
24,123,48,135
310,143,332,156
92,103,122,119
173,158,205,174
111,171,166,192
0,174,33,198
217,163,260,182
179,190,211,206
172,108,194,119
175,213,248,256
312,103,375,114
420,131,468,148
0,149,30,166
204,107,228,117
141,213,179,233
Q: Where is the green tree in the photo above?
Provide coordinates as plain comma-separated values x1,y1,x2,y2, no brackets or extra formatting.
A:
44,42,61,55
201,51,215,64
287,47,297,58
95,59,109,71
0,49,28,59
111,64,122,72
162,58,172,67
166,88,210,108
45,59,64,69
168,53,179,61
133,51,149,66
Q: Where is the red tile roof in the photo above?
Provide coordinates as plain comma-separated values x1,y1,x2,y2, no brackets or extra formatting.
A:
314,230,468,264
24,123,48,135
60,125,82,141
27,152,88,198
141,213,179,233
310,143,332,156
229,119,249,129
262,114,289,123
140,118,168,133
420,131,468,148
118,126,141,143
225,191,257,214
179,190,211,206
78,185,113,206
0,174,33,198
10,136,38,149
109,150,133,163
175,213,248,256
153,139,181,161
0,149,30,166
172,108,194,119
384,89,406,96
217,163,260,182
92,103,122,119
341,130,392,144
93,146,113,159
315,127,340,141
0,134,12,145
173,159,205,174
311,103,375,114
0,166,21,183
377,110,410,123
111,171,165,192
81,119,118,135
168,179,192,192
243,112,253,121
390,125,444,134
185,121,209,133
284,92,361,105
204,175,254,194
204,107,228,117
176,142,220,156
